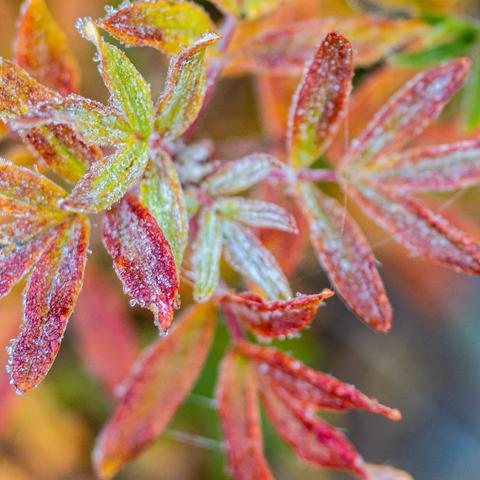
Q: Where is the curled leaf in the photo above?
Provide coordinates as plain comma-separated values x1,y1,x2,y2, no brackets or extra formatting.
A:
222,219,292,300
239,342,401,419
288,32,353,170
297,182,392,331
78,20,153,138
260,386,366,478
97,0,215,55
103,194,178,332
216,197,298,233
350,183,480,275
9,215,89,393
94,301,216,479
363,139,480,193
205,154,282,197
192,208,223,302
154,33,220,140
140,150,188,270
220,289,334,339
344,58,471,170
217,349,273,480
61,141,149,213
15,0,80,95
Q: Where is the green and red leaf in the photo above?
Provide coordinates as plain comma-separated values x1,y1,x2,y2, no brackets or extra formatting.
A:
93,301,216,479
103,194,178,332
288,32,353,170
15,0,80,95
154,33,220,140
8,215,89,393
350,183,480,274
260,387,367,479
239,342,401,419
217,349,273,480
97,0,215,55
362,139,480,193
297,182,392,331
220,289,333,339
343,59,471,170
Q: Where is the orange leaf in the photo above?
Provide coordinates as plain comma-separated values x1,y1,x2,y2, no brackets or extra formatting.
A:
15,0,80,95
102,194,178,332
239,342,401,419
297,182,392,331
288,32,353,170
220,289,333,339
260,386,367,478
343,58,470,170
93,301,216,479
8,215,89,393
350,183,480,274
217,349,273,480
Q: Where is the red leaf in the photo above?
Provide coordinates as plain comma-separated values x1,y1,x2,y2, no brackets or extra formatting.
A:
74,265,140,395
93,301,216,479
365,464,413,480
15,0,80,95
343,59,470,170
220,289,334,339
288,32,353,169
238,342,401,420
217,349,273,480
363,139,480,193
103,194,178,332
297,182,392,331
350,183,480,275
9,215,89,393
260,386,367,479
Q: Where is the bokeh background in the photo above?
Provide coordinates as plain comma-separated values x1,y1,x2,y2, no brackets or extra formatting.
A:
1,0,480,479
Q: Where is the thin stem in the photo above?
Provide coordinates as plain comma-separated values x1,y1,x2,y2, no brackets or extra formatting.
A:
297,168,339,183
222,304,245,342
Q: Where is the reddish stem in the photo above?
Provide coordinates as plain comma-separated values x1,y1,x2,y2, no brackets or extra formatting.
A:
222,304,245,342
297,169,339,182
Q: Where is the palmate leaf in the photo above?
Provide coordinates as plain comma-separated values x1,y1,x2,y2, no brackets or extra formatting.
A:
192,208,223,302
288,32,353,170
97,0,215,55
217,349,273,480
94,302,216,479
78,19,153,139
154,33,220,140
342,58,471,171
8,215,89,394
226,17,425,75
215,197,298,233
362,139,480,193
205,154,281,196
222,219,292,300
139,149,188,270
219,289,334,339
297,182,392,332
103,194,178,333
15,0,80,95
62,141,150,213
260,387,366,478
0,58,95,183
350,183,480,275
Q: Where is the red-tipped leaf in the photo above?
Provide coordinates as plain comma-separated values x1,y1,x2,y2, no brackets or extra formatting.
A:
103,194,178,332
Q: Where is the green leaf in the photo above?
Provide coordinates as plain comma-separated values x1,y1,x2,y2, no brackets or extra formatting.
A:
222,219,291,300
78,19,153,138
139,149,188,271
192,208,223,302
62,141,150,213
97,0,216,55
154,33,219,140
464,53,480,131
